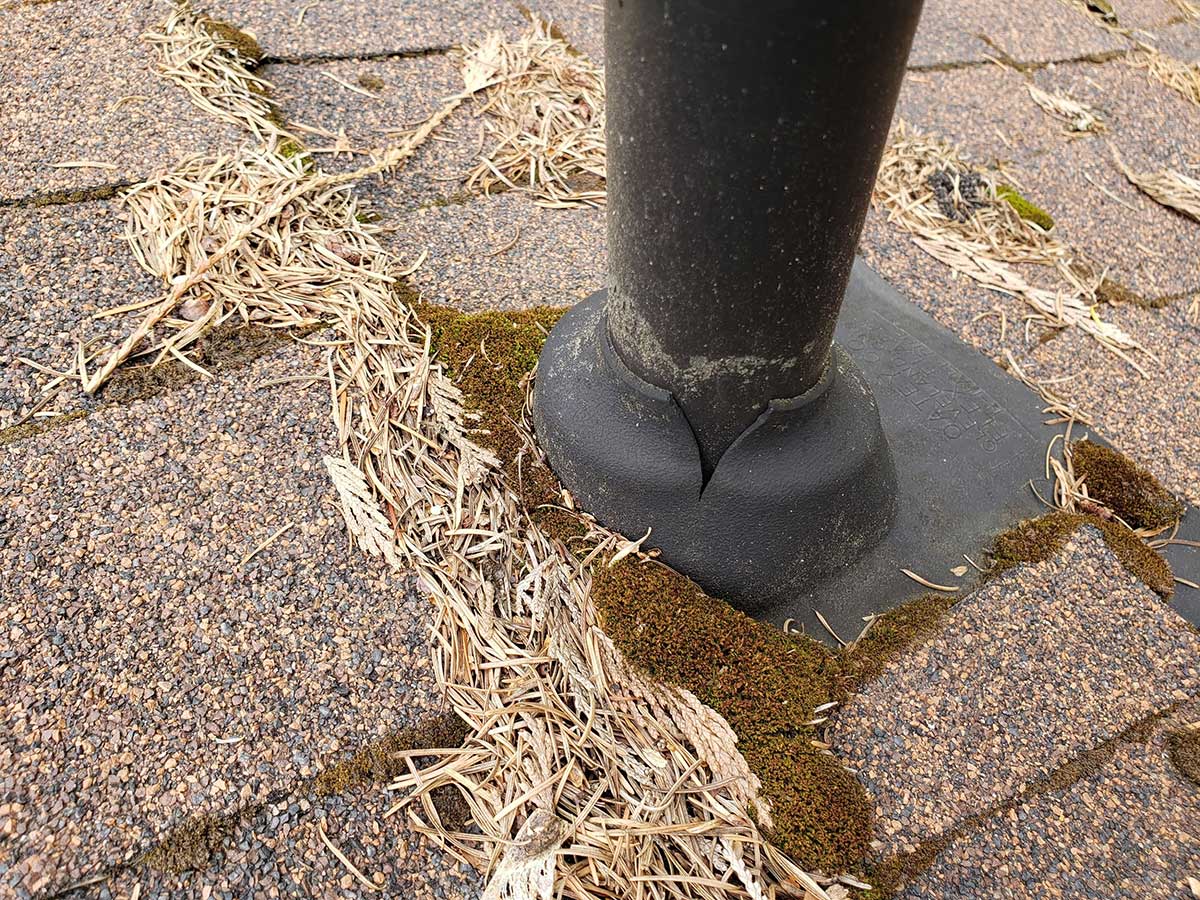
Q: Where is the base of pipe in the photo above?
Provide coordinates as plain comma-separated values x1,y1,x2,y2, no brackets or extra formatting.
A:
533,289,899,616
535,261,1200,639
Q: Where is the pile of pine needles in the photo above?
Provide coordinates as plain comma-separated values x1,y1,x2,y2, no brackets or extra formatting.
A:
68,6,847,899
461,21,606,208
144,3,286,143
873,123,1151,374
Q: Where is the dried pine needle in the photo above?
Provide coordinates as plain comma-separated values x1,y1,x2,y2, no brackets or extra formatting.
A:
899,569,960,593
1026,84,1105,134
317,824,381,892
1114,150,1200,223
240,521,296,566
1128,45,1200,107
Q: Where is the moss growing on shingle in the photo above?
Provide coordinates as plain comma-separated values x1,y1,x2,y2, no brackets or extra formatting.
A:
590,558,872,873
997,184,1055,231
198,16,263,66
142,810,241,874
839,593,958,688
0,410,88,447
416,304,585,544
1094,277,1168,310
98,324,296,406
0,183,130,209
312,711,469,797
1167,727,1200,786
1071,439,1184,530
989,511,1174,598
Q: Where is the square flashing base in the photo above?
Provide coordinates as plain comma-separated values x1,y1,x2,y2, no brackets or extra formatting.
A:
783,261,1199,643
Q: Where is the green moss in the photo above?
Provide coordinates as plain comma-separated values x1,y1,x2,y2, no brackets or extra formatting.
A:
591,559,871,872
198,16,263,66
417,304,584,543
277,138,305,159
98,324,295,406
141,811,241,874
839,593,957,688
1071,439,1184,530
274,136,315,172
420,190,475,210
312,711,469,797
1,326,304,450
0,409,87,447
357,73,386,92
1167,727,1200,786
861,837,950,900
742,737,873,871
429,785,473,831
563,172,606,194
989,511,1174,598
997,184,1055,231
1094,277,1168,309
0,183,130,209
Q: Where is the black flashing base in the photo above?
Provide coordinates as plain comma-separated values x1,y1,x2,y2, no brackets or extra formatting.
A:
537,259,1200,641
829,263,1197,639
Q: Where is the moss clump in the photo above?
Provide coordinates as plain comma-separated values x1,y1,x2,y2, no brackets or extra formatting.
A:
997,184,1055,231
591,559,871,872
1071,439,1184,530
429,785,473,831
989,511,1173,598
99,324,296,406
2,326,302,449
1,183,130,209
277,138,306,159
420,190,477,210
860,837,950,900
1094,277,1168,310
357,73,386,92
312,711,469,796
563,172,606,194
742,737,872,870
0,409,87,447
1167,727,1200,786
141,811,241,874
198,16,263,66
417,305,585,544
839,593,957,688
274,136,316,172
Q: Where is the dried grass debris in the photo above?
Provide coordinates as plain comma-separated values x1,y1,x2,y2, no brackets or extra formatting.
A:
874,123,1149,372
1026,83,1105,134
1128,46,1200,107
1114,153,1200,223
461,21,606,207
144,3,288,143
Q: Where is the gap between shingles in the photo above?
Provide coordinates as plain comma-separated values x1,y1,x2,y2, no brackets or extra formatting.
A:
260,45,455,66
